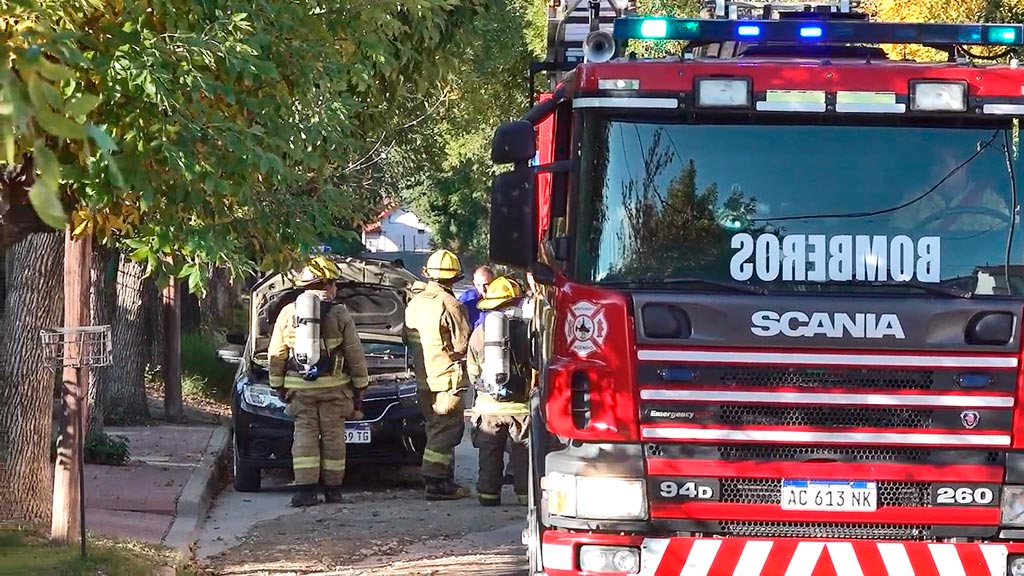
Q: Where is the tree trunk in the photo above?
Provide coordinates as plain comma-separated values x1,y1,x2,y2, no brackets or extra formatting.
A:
86,245,116,437
181,288,201,334
200,268,238,333
0,231,64,527
144,276,164,372
104,254,150,425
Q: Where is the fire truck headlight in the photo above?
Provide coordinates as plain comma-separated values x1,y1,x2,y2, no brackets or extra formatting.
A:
1010,556,1024,576
577,476,648,519
543,473,649,520
695,78,752,108
1001,486,1024,526
910,81,968,112
579,546,641,574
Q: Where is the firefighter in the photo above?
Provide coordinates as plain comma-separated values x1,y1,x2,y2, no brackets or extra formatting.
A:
404,249,472,500
466,276,531,506
268,257,369,507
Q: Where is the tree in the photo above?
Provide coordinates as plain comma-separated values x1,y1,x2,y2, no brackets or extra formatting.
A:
398,0,546,259
86,244,115,437
105,254,150,425
2,0,493,532
0,231,63,528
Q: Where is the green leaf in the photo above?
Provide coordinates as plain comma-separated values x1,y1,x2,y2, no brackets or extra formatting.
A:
66,94,101,117
87,123,118,152
1,117,13,165
102,149,125,188
35,107,87,140
36,59,76,82
28,145,67,229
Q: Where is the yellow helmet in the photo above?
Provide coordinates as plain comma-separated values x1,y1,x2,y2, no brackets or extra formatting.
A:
477,276,523,310
423,249,463,281
295,255,341,287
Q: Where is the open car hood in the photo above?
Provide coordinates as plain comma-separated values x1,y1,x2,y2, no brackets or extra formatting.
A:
249,256,418,345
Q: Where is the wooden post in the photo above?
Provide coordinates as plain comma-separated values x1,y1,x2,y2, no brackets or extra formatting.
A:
162,279,182,422
51,227,92,546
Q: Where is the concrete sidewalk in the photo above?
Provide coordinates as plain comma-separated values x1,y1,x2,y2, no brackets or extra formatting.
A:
84,424,230,552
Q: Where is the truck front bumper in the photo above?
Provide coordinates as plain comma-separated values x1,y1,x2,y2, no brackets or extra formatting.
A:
541,530,1024,575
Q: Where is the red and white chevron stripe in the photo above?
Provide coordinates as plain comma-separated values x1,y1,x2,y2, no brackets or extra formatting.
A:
542,533,1023,576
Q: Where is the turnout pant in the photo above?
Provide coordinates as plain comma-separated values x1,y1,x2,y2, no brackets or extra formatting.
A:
418,387,466,479
287,386,353,486
471,414,529,502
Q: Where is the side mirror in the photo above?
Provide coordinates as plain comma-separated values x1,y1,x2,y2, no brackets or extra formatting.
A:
217,345,244,365
491,120,536,165
530,262,556,286
226,332,247,346
489,166,536,269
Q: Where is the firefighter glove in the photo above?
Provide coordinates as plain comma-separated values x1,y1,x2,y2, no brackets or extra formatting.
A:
433,388,464,415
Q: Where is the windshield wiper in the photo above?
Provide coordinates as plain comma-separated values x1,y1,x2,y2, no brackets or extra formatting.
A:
599,277,767,295
801,279,971,299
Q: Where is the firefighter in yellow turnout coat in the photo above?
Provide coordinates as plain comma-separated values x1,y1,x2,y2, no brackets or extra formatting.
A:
404,249,472,500
268,259,369,507
466,277,531,506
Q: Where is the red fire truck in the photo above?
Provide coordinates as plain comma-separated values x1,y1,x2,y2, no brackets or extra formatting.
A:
489,1,1024,574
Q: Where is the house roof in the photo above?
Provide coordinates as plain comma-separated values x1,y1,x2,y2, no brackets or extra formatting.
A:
362,203,400,233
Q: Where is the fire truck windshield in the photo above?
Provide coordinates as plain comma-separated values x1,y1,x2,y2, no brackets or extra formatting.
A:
574,116,1024,296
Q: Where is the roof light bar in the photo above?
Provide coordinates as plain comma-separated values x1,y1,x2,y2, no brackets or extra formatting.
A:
613,17,1024,46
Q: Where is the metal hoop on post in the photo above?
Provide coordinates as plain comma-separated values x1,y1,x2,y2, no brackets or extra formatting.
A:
40,324,112,559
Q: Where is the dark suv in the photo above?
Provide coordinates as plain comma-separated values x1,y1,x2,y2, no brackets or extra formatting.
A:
218,256,425,492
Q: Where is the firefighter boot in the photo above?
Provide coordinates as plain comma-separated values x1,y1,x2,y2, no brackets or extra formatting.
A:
425,477,470,500
323,485,344,504
290,485,320,507
478,493,501,507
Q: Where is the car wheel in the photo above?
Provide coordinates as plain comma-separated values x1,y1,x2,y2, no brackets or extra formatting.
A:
233,434,262,493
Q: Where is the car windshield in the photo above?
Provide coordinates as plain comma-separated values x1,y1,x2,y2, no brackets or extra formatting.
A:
573,117,1024,296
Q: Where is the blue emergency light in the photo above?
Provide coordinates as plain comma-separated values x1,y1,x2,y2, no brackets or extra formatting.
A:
613,17,1024,46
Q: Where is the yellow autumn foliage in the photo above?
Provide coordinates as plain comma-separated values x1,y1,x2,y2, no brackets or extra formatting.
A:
866,0,1024,61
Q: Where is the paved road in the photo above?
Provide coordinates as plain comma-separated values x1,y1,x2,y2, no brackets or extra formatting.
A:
196,429,529,576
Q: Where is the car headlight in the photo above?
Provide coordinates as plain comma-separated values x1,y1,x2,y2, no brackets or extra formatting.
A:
242,384,284,409
543,473,648,520
1002,486,1024,526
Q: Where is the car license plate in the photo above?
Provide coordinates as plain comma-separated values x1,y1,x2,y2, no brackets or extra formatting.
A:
345,423,371,444
781,480,877,512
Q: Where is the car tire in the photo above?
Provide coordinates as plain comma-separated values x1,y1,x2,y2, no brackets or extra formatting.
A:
233,434,262,493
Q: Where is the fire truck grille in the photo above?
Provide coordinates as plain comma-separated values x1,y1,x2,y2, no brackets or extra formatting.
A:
710,444,1003,464
718,405,932,428
719,479,931,507
718,521,931,540
720,368,934,390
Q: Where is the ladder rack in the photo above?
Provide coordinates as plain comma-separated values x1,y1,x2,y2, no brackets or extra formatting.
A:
703,0,861,19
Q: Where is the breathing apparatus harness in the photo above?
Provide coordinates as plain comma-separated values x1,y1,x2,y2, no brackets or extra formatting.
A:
289,291,338,381
477,306,529,402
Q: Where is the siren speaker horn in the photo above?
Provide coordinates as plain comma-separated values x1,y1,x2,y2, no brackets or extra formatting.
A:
583,29,616,63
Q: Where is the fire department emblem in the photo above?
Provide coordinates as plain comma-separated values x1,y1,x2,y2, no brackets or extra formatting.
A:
961,410,980,429
565,300,608,358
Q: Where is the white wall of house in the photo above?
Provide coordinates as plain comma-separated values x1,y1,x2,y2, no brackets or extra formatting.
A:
362,208,433,253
